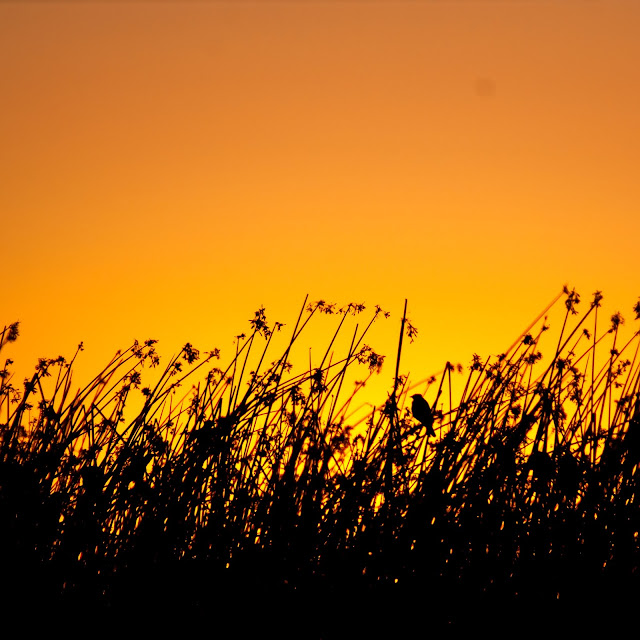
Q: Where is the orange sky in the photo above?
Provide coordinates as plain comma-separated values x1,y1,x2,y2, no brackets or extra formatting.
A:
2,1,640,407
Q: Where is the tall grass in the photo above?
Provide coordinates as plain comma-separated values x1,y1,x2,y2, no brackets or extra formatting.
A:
2,289,640,631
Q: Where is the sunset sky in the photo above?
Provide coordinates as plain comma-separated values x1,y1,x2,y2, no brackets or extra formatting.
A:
2,1,640,407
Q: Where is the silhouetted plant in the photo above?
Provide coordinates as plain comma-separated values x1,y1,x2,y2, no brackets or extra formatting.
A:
2,289,640,632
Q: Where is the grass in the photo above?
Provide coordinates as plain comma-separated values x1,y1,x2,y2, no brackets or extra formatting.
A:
2,288,640,634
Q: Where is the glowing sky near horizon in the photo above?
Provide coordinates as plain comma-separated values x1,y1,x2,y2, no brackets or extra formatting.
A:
2,1,640,403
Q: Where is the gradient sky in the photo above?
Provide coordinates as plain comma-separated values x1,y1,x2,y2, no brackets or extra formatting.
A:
2,1,640,405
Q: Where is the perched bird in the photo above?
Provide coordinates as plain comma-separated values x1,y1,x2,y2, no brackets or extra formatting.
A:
411,394,436,437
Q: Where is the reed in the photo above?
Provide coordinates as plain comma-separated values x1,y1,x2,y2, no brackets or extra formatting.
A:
2,288,640,632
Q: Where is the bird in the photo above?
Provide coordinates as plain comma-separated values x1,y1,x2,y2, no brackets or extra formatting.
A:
411,394,436,437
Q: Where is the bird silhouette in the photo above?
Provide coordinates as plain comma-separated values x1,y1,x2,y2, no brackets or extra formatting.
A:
411,394,436,437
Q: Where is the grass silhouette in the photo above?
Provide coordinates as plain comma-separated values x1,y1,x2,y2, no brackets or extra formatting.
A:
2,289,640,634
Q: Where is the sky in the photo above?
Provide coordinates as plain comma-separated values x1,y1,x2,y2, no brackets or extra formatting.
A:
2,1,640,410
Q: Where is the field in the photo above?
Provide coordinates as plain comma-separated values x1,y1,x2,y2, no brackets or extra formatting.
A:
2,288,640,634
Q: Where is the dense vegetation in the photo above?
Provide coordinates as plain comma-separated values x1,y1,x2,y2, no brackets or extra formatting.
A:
2,289,640,633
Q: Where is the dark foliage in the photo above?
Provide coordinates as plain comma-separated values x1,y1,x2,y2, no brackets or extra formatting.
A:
2,291,640,634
